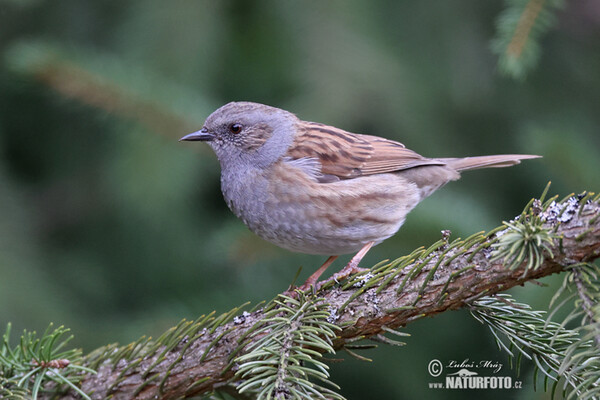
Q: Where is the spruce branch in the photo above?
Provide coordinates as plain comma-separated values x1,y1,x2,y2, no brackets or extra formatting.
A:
544,261,600,400
571,265,600,346
470,294,598,398
492,0,565,79
35,191,599,400
235,294,342,400
0,323,95,400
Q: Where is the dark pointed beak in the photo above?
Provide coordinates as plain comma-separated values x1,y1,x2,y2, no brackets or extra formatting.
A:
179,128,215,142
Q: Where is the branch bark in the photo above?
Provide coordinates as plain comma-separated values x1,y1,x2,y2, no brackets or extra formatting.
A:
50,198,600,400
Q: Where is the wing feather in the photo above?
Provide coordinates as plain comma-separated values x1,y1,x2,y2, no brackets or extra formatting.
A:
286,122,444,179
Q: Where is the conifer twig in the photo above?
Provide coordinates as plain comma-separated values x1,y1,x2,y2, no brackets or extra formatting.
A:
44,195,599,400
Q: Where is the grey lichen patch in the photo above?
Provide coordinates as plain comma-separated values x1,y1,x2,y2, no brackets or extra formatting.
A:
364,288,382,315
327,306,340,323
353,272,375,288
541,197,579,224
233,311,251,325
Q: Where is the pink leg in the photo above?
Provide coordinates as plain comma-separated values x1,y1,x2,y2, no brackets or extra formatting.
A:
329,241,374,283
296,255,338,292
305,241,375,292
291,241,376,294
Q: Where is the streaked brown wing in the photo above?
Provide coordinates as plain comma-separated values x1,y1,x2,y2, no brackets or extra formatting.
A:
287,122,445,179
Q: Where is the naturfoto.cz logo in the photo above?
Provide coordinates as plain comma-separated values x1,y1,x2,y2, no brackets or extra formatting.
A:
427,358,523,390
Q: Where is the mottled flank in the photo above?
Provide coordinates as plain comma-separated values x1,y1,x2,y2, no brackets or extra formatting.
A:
240,161,421,255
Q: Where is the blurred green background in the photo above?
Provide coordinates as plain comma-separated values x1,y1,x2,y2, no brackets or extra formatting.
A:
0,1,599,399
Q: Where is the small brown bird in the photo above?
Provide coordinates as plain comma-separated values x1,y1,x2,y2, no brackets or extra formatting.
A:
180,102,539,288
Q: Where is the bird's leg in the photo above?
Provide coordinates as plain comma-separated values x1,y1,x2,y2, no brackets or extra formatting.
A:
295,255,338,292
309,241,374,291
293,241,375,294
330,241,374,283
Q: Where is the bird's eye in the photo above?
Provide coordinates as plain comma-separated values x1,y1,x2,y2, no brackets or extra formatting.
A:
229,123,242,134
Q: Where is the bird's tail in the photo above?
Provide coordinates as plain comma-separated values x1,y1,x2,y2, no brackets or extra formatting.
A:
439,154,541,172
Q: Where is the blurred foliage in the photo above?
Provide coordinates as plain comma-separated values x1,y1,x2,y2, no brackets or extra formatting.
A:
0,1,599,399
492,0,566,79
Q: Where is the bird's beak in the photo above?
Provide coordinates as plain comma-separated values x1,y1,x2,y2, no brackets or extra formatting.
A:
179,128,215,142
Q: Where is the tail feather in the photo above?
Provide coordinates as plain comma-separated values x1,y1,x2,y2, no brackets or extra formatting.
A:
439,154,541,172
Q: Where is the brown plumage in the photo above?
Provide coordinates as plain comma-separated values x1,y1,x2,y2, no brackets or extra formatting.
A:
289,122,444,179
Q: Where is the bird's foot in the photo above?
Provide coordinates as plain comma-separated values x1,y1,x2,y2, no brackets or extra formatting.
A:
313,264,370,291
284,241,375,296
291,255,338,294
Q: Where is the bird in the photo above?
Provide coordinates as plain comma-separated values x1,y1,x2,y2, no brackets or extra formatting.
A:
180,101,539,289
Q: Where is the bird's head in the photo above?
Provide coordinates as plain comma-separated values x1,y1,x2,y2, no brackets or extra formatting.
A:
180,101,298,169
